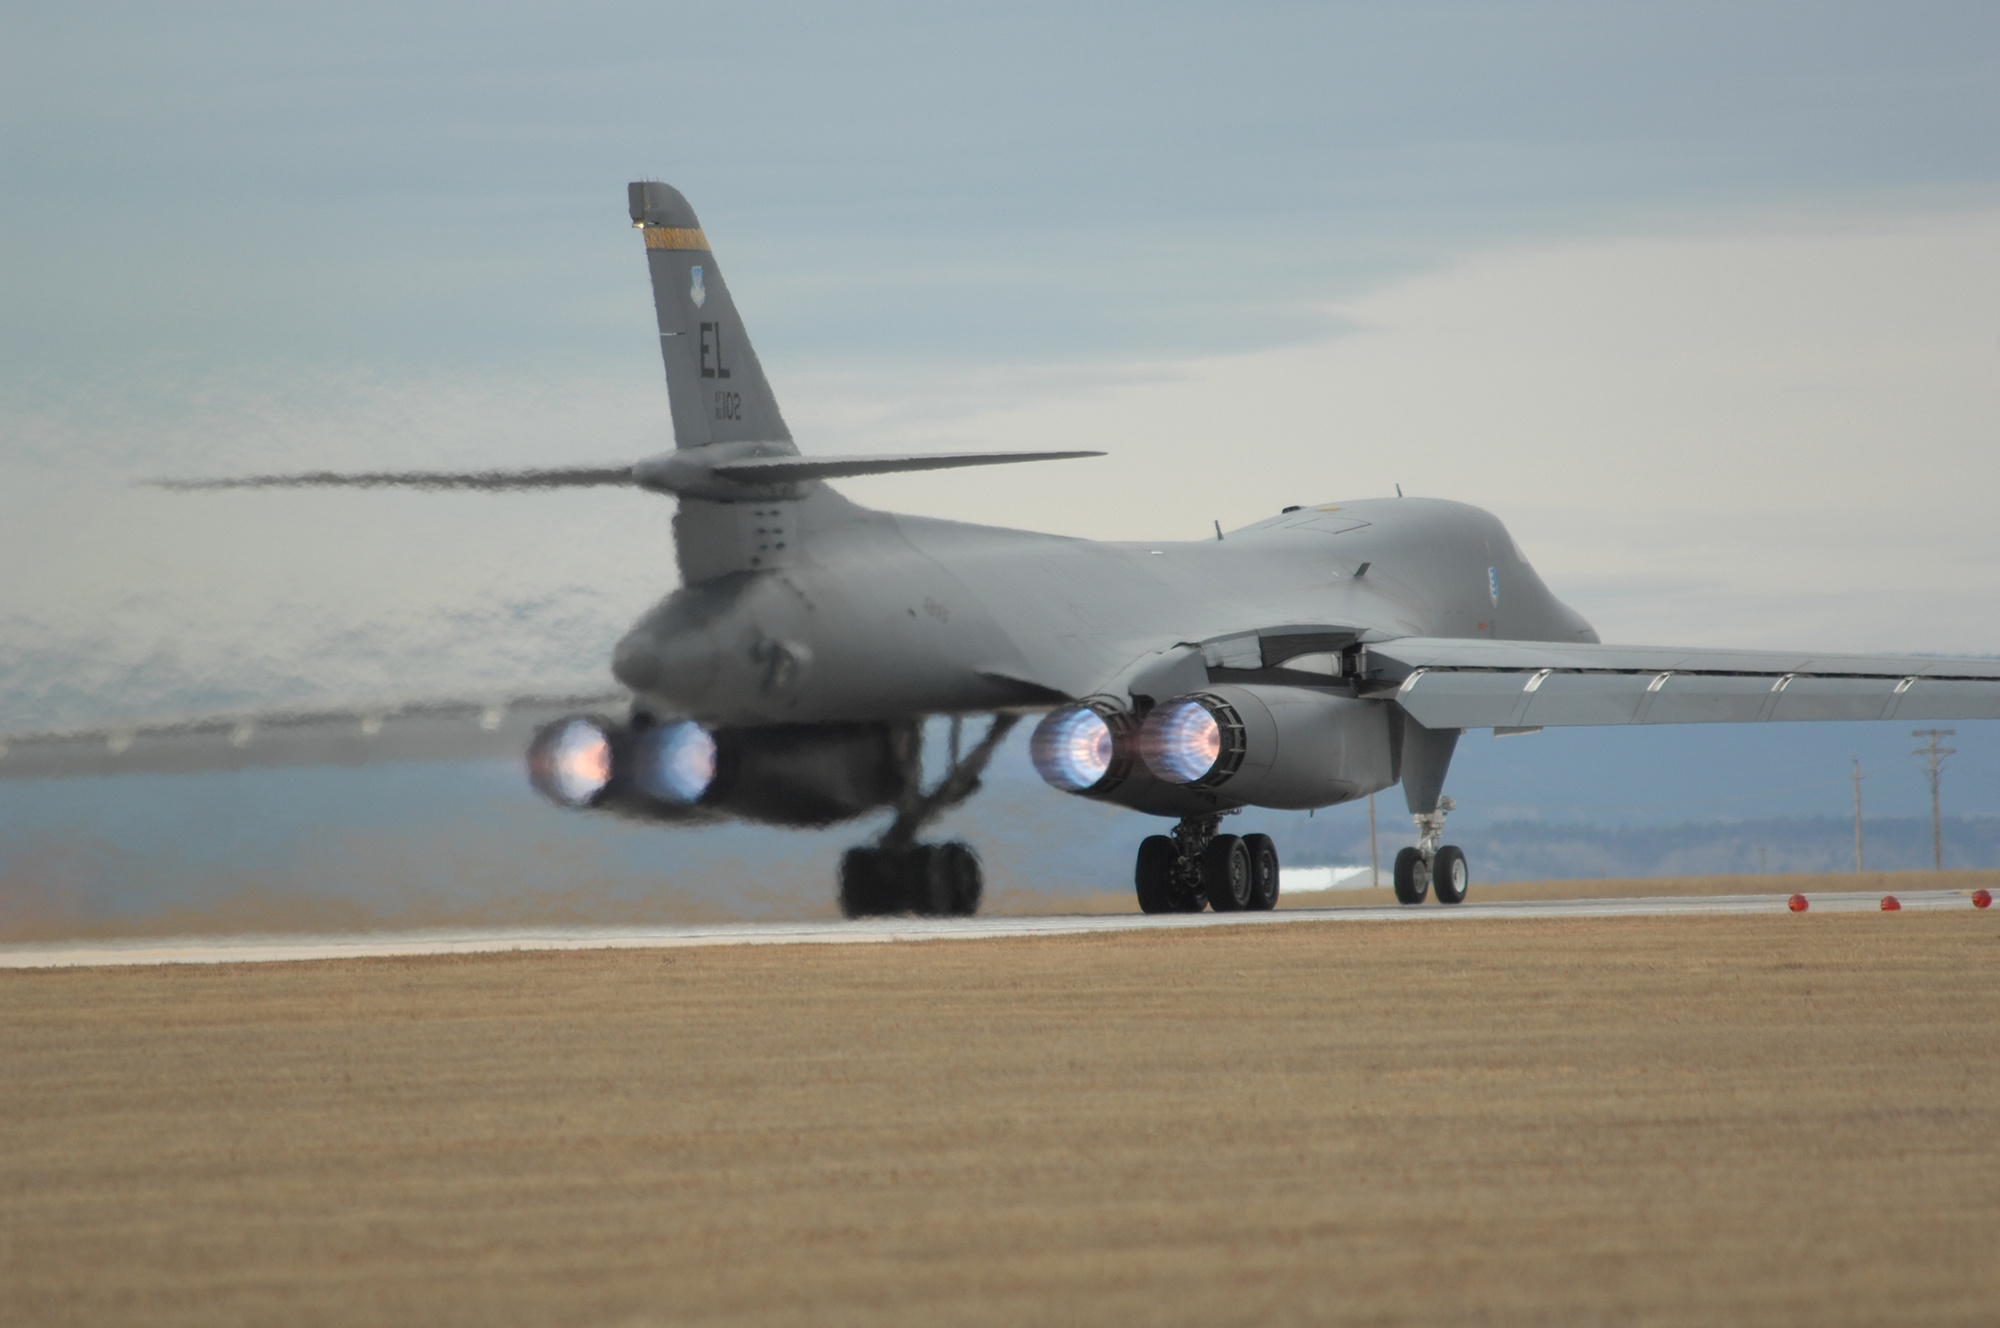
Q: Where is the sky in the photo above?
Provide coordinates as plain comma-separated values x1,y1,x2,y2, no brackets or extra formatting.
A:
2,2,1998,926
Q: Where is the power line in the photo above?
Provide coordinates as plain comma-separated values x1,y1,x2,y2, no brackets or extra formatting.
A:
1852,757,1864,873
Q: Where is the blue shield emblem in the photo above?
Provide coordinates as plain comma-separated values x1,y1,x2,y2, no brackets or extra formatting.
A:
689,265,706,308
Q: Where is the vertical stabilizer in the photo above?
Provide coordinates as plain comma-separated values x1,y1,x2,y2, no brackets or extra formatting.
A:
628,182,792,451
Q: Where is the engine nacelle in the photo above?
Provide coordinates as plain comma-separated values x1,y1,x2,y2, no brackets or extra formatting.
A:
1134,684,1394,809
528,714,915,827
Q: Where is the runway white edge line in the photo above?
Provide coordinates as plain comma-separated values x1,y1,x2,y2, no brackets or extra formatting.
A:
1,890,1987,970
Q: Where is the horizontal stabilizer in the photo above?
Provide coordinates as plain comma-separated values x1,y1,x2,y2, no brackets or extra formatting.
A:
153,451,1104,495
706,450,1103,482
0,690,628,780
1362,637,2000,729
154,467,637,492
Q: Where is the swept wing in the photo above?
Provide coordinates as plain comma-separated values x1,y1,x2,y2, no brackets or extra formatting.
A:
1361,638,2000,730
0,690,627,780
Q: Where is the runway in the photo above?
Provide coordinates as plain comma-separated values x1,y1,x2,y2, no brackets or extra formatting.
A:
3,887,1986,968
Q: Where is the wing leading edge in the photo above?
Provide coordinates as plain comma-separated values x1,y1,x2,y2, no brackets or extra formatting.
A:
0,691,628,780
1362,638,2000,730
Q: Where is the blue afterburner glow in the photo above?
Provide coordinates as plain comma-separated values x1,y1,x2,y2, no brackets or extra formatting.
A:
635,719,718,804
1030,706,1116,791
1139,699,1222,784
528,716,616,808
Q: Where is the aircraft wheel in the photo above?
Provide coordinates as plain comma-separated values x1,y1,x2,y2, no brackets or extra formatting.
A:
935,840,983,916
1392,846,1429,905
910,845,946,916
1135,835,1177,914
1203,834,1252,912
1432,845,1468,905
839,847,899,918
1244,833,1280,911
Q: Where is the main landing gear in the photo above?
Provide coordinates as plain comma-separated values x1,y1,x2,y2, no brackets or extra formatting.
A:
1392,795,1468,905
1133,816,1281,915
839,714,1019,919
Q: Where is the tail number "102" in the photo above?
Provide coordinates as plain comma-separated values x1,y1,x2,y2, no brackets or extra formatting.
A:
713,390,742,421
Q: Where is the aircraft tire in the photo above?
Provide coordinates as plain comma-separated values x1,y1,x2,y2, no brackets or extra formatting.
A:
1244,833,1280,911
1135,836,1178,914
839,847,900,918
1393,847,1429,905
1202,834,1252,912
1432,845,1468,905
936,840,983,916
899,844,944,916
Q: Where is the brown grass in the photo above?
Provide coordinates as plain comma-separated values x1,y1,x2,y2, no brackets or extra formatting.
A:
4,912,1998,1326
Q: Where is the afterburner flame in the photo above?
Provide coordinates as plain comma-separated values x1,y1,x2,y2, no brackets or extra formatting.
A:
528,717,616,807
1139,699,1222,784
636,719,718,805
1030,706,1116,791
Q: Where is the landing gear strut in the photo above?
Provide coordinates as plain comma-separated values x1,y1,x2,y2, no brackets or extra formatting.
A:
1394,795,1468,905
839,714,1018,919
1134,816,1281,914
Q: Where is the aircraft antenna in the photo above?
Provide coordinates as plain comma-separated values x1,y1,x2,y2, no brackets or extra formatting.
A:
1911,729,1957,871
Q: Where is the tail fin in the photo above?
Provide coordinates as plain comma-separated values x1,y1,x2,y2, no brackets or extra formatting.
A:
628,182,792,451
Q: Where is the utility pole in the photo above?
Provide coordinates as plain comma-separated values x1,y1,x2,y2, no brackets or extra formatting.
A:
1851,757,1864,873
1367,792,1380,887
1911,729,1956,872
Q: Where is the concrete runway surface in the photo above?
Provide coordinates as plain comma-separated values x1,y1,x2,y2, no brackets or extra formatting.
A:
4,887,1987,968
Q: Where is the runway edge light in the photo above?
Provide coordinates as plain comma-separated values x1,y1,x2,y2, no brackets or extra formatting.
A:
1973,889,1992,909
1880,895,1902,912
1788,894,1808,913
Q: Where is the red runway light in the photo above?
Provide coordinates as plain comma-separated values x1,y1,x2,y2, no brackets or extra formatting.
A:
1788,894,1808,913
1880,895,1901,912
1973,889,1992,909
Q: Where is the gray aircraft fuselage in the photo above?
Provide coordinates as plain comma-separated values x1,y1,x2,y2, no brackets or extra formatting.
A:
613,488,1596,813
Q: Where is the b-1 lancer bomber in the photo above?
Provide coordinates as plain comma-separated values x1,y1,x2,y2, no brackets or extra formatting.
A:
11,182,2000,917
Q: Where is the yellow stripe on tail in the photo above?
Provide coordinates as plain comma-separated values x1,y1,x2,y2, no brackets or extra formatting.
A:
642,226,709,251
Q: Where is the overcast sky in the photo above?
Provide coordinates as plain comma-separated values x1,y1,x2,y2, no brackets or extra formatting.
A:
5,2,2000,924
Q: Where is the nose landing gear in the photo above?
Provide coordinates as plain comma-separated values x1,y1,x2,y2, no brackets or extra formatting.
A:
1133,816,1281,914
1394,796,1468,905
839,714,1018,919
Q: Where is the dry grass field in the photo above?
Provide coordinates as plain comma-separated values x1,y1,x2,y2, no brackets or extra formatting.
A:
4,909,1998,1326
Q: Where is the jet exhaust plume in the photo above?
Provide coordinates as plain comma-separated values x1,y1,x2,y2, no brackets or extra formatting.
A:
1030,706,1117,791
1139,698,1223,784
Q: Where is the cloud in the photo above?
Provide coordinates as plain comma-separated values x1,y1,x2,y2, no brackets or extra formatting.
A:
804,208,2000,653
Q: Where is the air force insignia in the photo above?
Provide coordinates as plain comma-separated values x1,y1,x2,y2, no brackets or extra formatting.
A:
689,265,706,308
1488,566,1500,606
